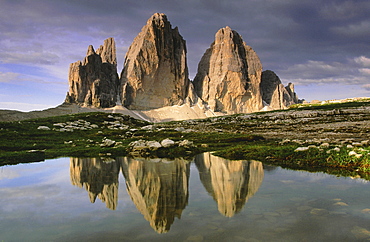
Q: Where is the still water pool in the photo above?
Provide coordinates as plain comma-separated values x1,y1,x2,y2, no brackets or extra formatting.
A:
1,153,370,241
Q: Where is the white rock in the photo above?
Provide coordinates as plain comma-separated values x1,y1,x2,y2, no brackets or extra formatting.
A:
37,126,50,131
294,147,309,152
348,151,357,156
129,140,148,150
333,147,341,152
141,125,154,130
361,140,369,146
320,143,330,148
147,141,162,150
355,154,363,158
161,138,175,148
101,138,116,147
174,127,185,132
352,142,363,147
178,139,194,148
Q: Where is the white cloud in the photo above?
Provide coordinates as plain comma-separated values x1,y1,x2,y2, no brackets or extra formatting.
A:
0,72,20,83
278,56,370,86
359,68,370,76
0,51,60,65
332,20,370,37
363,84,370,91
354,56,370,67
0,169,20,180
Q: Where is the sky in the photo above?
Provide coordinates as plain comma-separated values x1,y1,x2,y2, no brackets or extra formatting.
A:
0,0,369,111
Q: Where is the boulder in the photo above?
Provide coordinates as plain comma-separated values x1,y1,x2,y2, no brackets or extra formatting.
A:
193,26,263,114
65,37,119,108
161,138,175,148
101,138,116,147
147,141,162,151
120,13,190,110
37,126,50,131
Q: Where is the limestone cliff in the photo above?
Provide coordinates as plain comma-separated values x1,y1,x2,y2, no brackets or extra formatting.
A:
261,70,299,109
193,26,263,114
195,153,264,217
120,157,190,233
65,37,119,108
69,157,120,210
120,13,190,110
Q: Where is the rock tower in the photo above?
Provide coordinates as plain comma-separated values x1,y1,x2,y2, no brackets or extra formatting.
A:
261,70,299,109
65,38,119,108
120,13,190,110
193,26,263,114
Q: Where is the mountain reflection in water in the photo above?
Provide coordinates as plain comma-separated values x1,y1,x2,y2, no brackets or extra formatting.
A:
69,153,264,233
195,153,264,217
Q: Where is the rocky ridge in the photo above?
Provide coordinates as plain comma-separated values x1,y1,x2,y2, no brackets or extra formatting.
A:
0,13,303,123
65,38,119,108
121,13,190,110
62,13,299,118
261,70,299,110
194,26,263,114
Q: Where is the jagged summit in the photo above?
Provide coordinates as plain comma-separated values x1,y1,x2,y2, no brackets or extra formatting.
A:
120,13,190,110
65,37,119,108
62,13,300,121
96,37,117,66
193,26,263,114
260,70,299,110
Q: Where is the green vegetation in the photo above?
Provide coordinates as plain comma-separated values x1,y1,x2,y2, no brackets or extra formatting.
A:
0,112,264,165
214,141,370,180
1,99,369,180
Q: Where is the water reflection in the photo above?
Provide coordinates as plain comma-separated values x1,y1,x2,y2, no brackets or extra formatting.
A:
69,154,263,232
120,157,191,233
195,153,264,217
70,157,120,210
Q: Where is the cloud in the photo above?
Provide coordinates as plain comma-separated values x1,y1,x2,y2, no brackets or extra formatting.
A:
0,169,20,180
0,71,65,85
0,72,20,83
320,1,370,20
333,20,370,37
0,51,60,65
1,0,370,104
354,56,370,67
359,68,370,76
363,84,370,91
278,56,370,86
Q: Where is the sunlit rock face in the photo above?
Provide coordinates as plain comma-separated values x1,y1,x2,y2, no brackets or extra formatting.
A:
195,152,264,217
120,13,190,110
65,37,119,108
193,26,263,114
69,157,120,210
261,70,299,109
120,157,190,233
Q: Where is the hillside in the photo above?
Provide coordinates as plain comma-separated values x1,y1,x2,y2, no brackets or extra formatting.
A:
1,99,370,180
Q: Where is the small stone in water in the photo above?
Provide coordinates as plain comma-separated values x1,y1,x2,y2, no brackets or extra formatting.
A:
361,208,370,214
310,208,329,216
334,201,348,206
351,226,370,240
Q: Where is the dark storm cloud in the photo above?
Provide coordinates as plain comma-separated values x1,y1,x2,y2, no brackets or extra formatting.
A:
1,0,369,88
